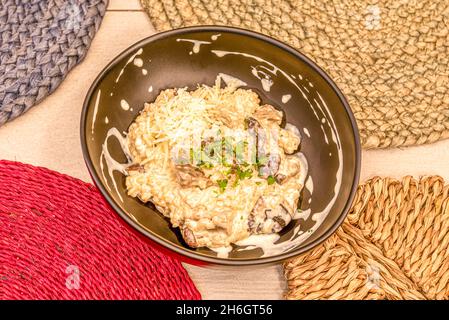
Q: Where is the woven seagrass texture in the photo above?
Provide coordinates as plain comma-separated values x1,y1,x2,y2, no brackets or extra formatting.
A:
0,160,201,300
285,176,449,300
0,0,107,126
141,0,449,149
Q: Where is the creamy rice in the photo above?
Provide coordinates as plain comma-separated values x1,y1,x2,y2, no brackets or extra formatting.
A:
125,79,304,249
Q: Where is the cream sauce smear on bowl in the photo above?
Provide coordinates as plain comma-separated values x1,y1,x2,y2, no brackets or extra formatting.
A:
94,37,343,259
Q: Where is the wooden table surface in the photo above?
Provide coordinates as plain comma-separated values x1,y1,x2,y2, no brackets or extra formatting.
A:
1,0,448,299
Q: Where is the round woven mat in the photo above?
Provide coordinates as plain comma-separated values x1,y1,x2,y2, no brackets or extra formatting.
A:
141,0,449,149
285,176,449,300
0,0,108,126
0,160,201,300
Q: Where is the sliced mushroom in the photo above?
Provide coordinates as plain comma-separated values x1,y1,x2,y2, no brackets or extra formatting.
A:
245,116,260,130
175,164,212,189
275,156,301,184
181,227,198,248
181,225,232,248
253,104,283,125
248,196,292,234
126,163,145,174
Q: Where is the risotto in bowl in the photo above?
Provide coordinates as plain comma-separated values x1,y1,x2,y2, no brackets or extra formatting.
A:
81,26,360,266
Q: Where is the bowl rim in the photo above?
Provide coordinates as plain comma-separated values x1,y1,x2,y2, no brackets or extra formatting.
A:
80,25,361,266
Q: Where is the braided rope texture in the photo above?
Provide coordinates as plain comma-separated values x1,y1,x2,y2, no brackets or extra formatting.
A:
0,0,108,126
285,176,449,300
141,0,449,149
0,160,201,300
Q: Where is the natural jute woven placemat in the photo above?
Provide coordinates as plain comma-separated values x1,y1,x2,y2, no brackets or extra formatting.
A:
0,160,201,300
0,0,108,126
285,176,449,300
141,0,449,149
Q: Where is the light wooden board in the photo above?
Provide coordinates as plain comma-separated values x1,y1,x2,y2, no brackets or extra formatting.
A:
109,0,143,11
0,4,448,300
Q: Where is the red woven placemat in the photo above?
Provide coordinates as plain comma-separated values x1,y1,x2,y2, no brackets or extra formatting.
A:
0,160,201,300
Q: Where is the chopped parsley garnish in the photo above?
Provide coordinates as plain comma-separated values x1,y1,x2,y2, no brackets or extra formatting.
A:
240,161,249,167
267,175,276,185
217,179,228,193
236,167,253,180
224,167,235,176
200,162,214,169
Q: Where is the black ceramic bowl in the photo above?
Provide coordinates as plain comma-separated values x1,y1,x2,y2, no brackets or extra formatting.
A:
81,26,360,266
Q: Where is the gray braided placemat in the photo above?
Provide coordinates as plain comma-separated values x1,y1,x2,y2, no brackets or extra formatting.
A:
0,0,108,126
